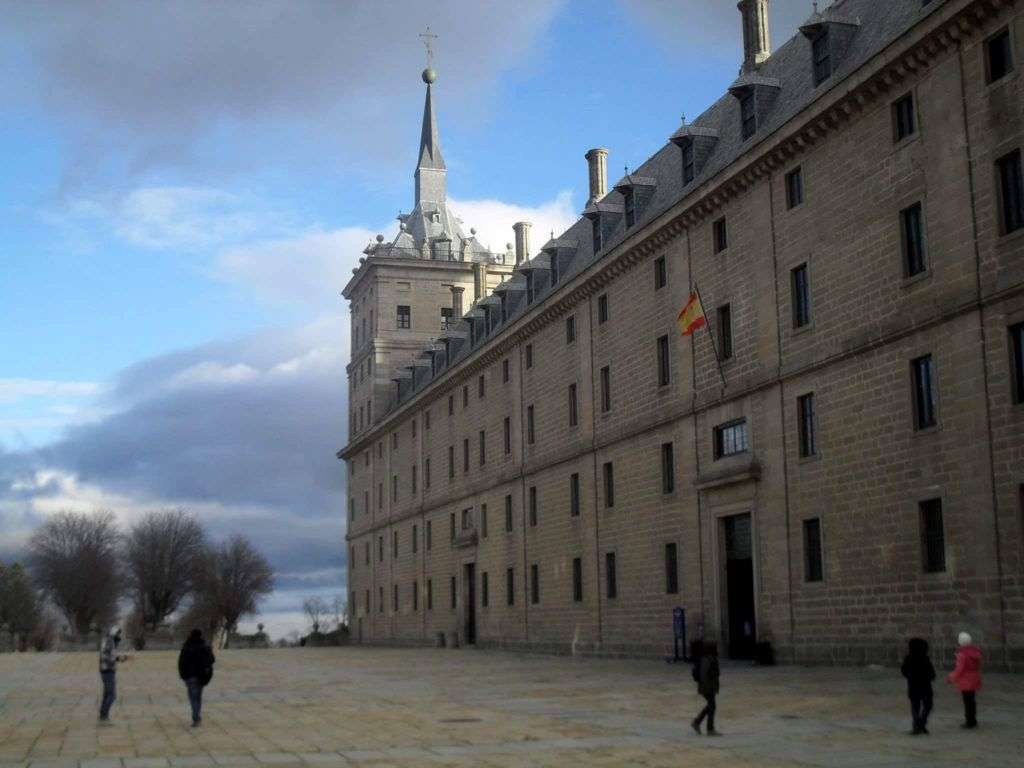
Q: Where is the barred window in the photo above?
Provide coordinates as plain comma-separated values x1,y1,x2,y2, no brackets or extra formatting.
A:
714,419,748,459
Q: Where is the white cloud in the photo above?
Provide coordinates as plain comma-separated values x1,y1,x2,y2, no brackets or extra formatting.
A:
449,190,578,254
0,379,103,403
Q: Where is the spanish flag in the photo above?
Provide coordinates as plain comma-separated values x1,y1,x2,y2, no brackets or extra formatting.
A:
677,292,706,336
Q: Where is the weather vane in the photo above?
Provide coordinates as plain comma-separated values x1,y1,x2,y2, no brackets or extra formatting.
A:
419,27,438,68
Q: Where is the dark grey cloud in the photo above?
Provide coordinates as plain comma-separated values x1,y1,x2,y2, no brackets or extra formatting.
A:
0,318,351,627
1,0,563,187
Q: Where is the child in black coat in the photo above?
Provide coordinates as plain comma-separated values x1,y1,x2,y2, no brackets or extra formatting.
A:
901,637,936,735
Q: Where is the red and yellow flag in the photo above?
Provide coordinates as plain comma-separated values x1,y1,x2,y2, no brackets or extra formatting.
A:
677,292,706,336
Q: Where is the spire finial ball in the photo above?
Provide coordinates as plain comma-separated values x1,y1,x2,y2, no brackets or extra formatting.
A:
376,234,384,242
422,68,437,84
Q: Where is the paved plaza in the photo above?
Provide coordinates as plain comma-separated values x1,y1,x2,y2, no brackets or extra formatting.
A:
0,648,1022,767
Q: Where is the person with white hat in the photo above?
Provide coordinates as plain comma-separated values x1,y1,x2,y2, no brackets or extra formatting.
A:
946,631,983,729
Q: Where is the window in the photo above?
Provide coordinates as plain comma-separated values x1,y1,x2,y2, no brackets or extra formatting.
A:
529,486,538,527
657,335,671,387
530,564,539,604
392,530,398,558
605,552,617,599
378,586,383,613
461,508,472,531
427,579,433,610
363,490,369,516
412,524,418,553
997,150,1024,235
798,393,817,458
413,581,419,611
462,385,469,408
526,344,534,369
481,504,488,538
478,375,485,398
718,304,733,359
570,473,580,517
592,217,603,253
893,93,916,142
600,366,611,413
425,458,431,489
682,141,695,184
378,536,384,562
986,28,1014,84
661,443,675,494
572,558,583,603
665,543,679,594
411,420,417,439
391,474,397,503
792,264,811,327
654,256,667,290
365,589,370,615
525,271,535,305
803,518,824,582
411,464,417,495
568,384,579,427
912,355,937,429
623,188,636,229
812,31,831,85
713,217,728,253
448,445,454,479
1011,323,1024,404
503,416,511,455
598,294,609,324
503,358,510,383
463,438,469,472
397,305,411,329
448,395,454,416
479,430,486,465
441,307,453,331
527,405,535,445
426,520,432,550
393,584,398,613
378,483,383,510
786,167,803,209
450,576,457,609
920,499,946,573
506,567,515,606
740,90,756,139
550,252,560,285
603,462,615,508
901,202,926,277
481,572,489,608
566,315,576,344
714,419,749,459
505,495,513,532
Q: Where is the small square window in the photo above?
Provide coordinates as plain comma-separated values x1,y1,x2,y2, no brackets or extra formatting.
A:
920,498,946,573
803,518,824,582
713,217,728,253
714,419,748,459
566,315,576,344
785,167,804,209
526,344,534,369
986,28,1014,84
893,93,916,142
654,256,667,290
598,294,609,324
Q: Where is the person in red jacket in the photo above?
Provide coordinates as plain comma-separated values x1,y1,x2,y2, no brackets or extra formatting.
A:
946,631,982,729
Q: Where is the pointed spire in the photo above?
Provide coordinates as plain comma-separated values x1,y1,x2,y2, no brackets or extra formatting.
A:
414,31,446,207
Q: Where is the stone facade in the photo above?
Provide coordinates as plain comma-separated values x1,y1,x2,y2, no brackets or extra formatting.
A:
341,0,1024,667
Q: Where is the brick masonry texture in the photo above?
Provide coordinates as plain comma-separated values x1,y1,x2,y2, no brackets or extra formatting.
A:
342,1,1024,667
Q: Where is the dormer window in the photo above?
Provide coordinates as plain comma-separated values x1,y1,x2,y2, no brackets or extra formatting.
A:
526,271,535,304
431,238,452,260
682,142,695,184
623,188,636,229
740,91,757,139
549,251,560,285
812,32,832,85
592,217,603,252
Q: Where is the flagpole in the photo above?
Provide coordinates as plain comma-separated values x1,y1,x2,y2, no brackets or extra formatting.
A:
694,283,727,388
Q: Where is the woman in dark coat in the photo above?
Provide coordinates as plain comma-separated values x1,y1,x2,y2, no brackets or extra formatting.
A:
691,641,721,736
178,629,216,727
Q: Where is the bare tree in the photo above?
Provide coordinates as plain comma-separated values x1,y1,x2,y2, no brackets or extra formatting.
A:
0,562,41,650
190,535,274,648
125,509,206,631
303,596,327,634
331,594,347,631
27,511,123,637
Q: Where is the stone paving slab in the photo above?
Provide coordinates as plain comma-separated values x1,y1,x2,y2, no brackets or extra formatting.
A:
1,648,1023,767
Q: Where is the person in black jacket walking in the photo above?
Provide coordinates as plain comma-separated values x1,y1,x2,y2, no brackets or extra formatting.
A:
901,637,936,735
178,629,215,727
691,641,721,736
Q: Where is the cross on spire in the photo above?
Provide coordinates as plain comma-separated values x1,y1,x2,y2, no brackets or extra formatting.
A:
419,27,438,68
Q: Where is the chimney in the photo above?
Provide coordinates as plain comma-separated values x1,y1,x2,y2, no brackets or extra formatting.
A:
585,148,609,205
451,286,464,318
513,221,531,265
738,0,771,73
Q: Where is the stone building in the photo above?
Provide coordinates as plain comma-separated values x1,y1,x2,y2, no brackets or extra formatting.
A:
339,0,1024,666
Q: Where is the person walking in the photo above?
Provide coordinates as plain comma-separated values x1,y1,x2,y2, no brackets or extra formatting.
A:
947,631,982,729
901,637,936,735
178,629,216,727
98,626,128,723
691,641,721,736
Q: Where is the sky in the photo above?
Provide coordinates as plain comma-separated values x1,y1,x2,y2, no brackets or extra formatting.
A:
0,0,818,639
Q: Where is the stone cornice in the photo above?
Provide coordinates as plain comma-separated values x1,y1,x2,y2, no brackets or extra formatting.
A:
338,0,1010,461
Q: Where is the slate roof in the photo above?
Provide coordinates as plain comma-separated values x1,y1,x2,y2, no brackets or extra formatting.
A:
383,0,951,409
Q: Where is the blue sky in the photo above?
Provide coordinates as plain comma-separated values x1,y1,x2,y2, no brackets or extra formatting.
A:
0,0,815,637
